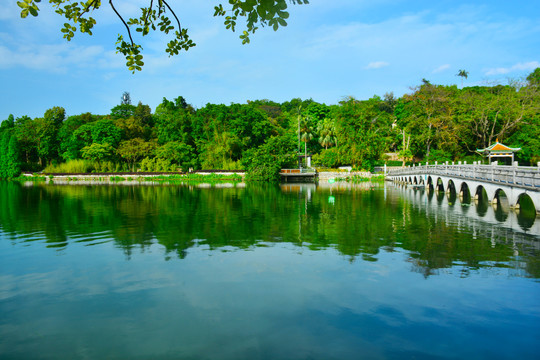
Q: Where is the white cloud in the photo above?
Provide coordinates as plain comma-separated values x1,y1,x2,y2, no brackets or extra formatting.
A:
485,61,540,76
0,43,113,72
366,61,390,69
432,64,450,73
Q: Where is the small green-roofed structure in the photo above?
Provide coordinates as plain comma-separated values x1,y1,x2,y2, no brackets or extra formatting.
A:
477,141,521,164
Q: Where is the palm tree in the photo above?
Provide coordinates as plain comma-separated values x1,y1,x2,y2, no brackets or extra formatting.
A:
299,116,314,167
456,69,469,88
316,118,337,150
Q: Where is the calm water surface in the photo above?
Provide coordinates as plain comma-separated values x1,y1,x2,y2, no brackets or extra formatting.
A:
0,181,539,359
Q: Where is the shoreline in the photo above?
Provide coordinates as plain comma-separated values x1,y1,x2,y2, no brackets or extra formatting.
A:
13,169,383,185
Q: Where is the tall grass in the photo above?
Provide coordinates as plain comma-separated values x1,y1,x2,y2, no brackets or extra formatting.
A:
43,159,94,173
43,160,132,173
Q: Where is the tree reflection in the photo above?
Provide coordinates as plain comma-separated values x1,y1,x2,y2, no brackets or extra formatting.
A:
0,181,538,278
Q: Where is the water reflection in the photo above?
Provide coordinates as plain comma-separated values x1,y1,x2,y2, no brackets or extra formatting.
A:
392,183,540,237
2,181,540,359
0,181,539,278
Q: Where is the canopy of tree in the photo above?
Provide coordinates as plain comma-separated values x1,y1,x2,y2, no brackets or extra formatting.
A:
17,0,309,71
1,69,539,179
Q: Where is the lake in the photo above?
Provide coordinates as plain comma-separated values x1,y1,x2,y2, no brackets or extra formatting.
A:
1,181,539,359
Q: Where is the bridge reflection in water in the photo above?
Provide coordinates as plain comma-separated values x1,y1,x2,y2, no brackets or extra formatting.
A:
284,181,539,248
386,183,540,253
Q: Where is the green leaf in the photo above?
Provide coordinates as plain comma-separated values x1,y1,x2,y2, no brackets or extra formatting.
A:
278,11,289,19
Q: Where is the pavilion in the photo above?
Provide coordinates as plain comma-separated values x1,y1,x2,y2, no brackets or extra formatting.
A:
476,141,521,164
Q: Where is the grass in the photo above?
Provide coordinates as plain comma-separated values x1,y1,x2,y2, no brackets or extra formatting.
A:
110,176,126,182
11,171,243,185
148,173,243,184
336,174,386,183
12,175,47,182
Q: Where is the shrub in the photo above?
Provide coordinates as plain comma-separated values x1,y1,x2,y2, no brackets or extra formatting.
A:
140,157,177,172
312,148,340,168
245,135,296,182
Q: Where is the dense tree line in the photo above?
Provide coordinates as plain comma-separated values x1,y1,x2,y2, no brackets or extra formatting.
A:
1,69,539,180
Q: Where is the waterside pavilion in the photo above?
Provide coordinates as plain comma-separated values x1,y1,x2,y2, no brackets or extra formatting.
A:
476,141,521,164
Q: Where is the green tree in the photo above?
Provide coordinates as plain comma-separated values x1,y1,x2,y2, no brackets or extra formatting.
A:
116,116,148,141
398,84,457,158
117,138,157,171
0,130,21,178
455,85,534,150
526,67,540,87
334,96,392,167
192,102,275,169
13,115,38,164
134,101,153,127
0,131,10,178
199,132,243,169
91,119,123,147
1,114,15,130
58,113,97,161
316,118,337,150
18,0,309,71
110,104,136,119
80,143,115,164
29,106,67,166
245,134,296,181
6,135,21,178
154,97,194,145
155,141,196,171
44,106,66,126
303,102,330,123
34,118,57,166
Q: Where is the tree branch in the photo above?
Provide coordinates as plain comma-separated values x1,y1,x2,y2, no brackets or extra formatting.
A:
77,0,99,22
109,0,134,45
162,0,183,34
144,0,154,27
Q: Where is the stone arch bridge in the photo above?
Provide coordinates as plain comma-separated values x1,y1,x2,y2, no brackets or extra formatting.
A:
386,164,540,215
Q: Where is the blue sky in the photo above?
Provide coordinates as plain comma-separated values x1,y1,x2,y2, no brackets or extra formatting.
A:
1,0,539,120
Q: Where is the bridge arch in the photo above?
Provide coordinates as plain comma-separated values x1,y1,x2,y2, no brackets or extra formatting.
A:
494,188,510,208
426,176,434,191
436,177,445,192
474,185,491,202
459,182,471,202
446,179,457,194
516,193,538,214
